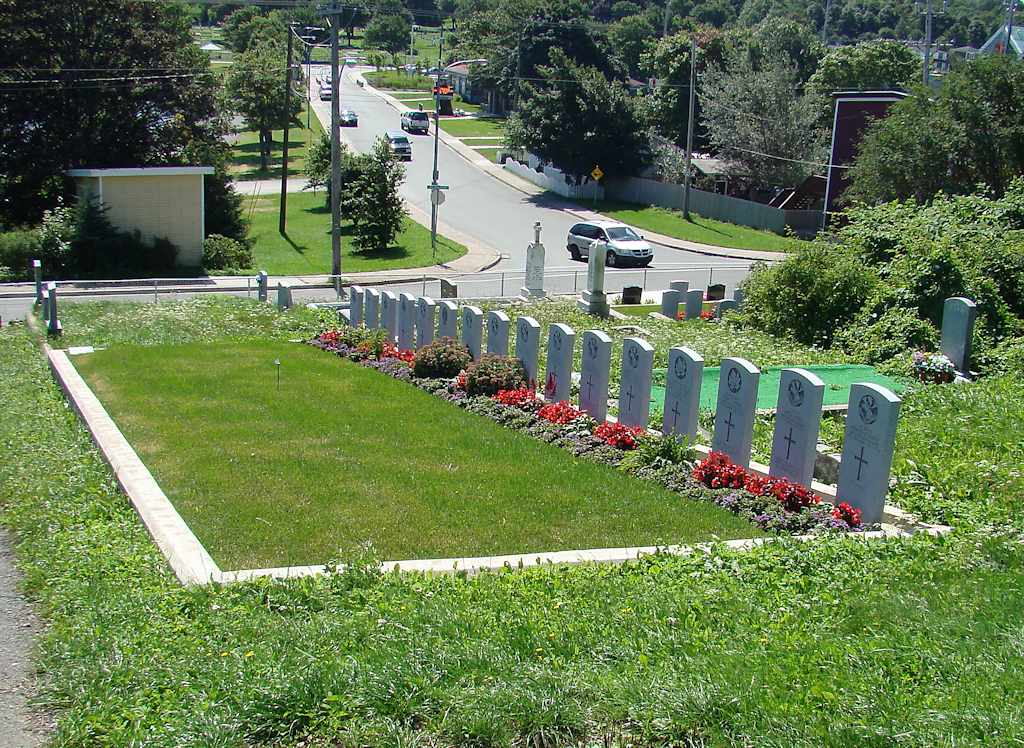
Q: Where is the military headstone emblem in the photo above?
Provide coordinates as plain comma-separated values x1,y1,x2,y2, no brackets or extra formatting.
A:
586,335,598,359
858,393,878,424
628,345,640,369
787,378,805,407
727,366,742,393
673,355,687,380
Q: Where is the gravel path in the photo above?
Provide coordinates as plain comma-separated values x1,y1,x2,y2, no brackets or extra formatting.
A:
0,528,50,747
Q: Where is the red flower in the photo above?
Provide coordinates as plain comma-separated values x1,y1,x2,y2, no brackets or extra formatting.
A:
494,387,537,407
455,370,467,390
700,310,714,321
692,451,746,489
538,400,582,424
832,502,862,527
593,421,646,450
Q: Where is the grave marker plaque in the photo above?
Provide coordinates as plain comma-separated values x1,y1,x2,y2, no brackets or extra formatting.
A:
364,289,380,329
543,323,576,402
662,346,704,439
660,289,681,319
684,289,704,319
706,283,726,301
380,291,398,340
349,285,364,327
276,282,293,310
437,300,458,339
461,305,483,360
416,297,437,348
397,293,416,350
940,296,977,372
486,310,511,356
621,286,642,304
711,357,760,467
837,383,901,525
618,337,655,427
515,316,542,387
669,280,689,296
769,368,825,487
716,299,739,318
579,330,612,421
257,271,269,303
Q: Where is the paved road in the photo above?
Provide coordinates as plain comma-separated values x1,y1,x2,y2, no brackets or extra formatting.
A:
308,65,753,280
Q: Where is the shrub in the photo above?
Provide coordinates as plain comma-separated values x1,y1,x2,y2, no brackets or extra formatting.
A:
203,234,254,272
413,337,471,379
463,354,527,397
618,433,695,474
0,230,42,281
738,245,879,347
835,306,938,364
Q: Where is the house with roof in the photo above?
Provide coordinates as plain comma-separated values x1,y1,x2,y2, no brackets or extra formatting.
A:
980,24,1024,57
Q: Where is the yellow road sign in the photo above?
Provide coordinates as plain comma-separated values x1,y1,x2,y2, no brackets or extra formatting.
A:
590,165,604,181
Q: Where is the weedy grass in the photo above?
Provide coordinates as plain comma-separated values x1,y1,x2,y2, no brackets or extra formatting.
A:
2,302,1024,745
73,340,756,568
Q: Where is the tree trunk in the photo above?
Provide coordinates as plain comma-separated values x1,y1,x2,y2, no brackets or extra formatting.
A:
259,129,270,172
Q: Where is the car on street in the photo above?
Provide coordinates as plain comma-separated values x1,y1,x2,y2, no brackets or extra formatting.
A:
384,131,413,160
400,109,430,134
318,84,332,101
339,109,358,126
345,57,358,65
566,221,654,267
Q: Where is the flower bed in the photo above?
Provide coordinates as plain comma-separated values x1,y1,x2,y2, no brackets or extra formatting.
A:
911,351,956,383
309,329,871,536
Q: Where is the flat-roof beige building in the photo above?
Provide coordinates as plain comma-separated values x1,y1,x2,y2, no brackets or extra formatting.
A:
67,167,214,267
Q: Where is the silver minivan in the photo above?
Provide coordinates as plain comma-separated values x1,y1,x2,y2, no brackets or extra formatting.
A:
567,221,653,267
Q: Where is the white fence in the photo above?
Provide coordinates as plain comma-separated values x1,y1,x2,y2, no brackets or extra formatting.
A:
503,153,604,201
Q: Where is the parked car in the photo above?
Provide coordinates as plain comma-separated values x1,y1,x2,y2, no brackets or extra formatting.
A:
344,57,358,65
339,109,358,126
384,131,412,160
400,109,430,134
566,221,653,267
318,84,332,101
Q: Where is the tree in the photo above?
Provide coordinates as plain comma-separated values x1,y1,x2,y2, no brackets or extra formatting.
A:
848,56,1024,204
342,1,371,46
345,137,407,253
0,0,243,238
806,39,919,124
608,15,656,78
700,51,827,187
225,42,303,172
506,48,648,183
364,13,413,68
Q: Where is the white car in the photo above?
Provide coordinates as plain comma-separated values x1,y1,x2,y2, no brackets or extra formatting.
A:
567,221,654,267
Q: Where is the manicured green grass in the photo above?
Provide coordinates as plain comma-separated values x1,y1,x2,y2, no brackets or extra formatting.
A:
438,117,505,138
473,147,502,162
364,71,434,90
584,201,806,252
229,102,323,180
4,302,1024,745
74,340,757,568
245,191,466,274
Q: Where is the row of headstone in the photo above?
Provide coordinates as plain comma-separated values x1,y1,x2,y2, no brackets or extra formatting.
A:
657,281,743,320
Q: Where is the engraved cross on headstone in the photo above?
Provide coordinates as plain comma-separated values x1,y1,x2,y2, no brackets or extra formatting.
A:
624,385,635,411
784,427,796,460
854,445,869,481
670,400,681,429
724,411,735,442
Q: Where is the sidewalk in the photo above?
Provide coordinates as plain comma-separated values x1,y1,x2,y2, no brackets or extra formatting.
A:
358,72,787,264
233,178,310,195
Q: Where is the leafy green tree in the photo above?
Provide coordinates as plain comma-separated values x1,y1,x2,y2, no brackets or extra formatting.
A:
0,0,241,236
807,40,919,124
345,137,407,253
610,1,641,20
699,51,827,186
608,14,656,78
848,56,1024,204
506,48,648,183
225,42,303,172
222,6,285,53
364,12,413,68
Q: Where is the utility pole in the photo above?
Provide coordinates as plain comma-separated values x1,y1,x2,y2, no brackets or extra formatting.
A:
1005,0,1019,54
430,25,444,257
920,0,946,86
279,25,295,235
821,0,833,44
682,38,697,220
319,2,344,286
662,0,672,36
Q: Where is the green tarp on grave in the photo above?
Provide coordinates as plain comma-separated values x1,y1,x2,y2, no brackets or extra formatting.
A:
649,364,907,413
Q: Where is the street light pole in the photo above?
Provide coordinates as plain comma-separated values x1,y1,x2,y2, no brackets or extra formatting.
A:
279,25,295,235
682,38,697,220
430,26,444,258
318,2,344,286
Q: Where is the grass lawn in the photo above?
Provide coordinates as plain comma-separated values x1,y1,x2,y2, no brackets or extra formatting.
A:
364,70,434,90
473,147,502,162
612,302,712,317
230,102,323,181
439,117,506,138
4,302,1024,745
585,201,806,253
74,340,757,569
246,191,466,274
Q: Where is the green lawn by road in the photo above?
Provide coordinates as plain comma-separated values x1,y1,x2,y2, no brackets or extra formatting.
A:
229,102,323,181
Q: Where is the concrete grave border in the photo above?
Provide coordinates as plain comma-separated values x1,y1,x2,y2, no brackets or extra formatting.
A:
49,343,951,587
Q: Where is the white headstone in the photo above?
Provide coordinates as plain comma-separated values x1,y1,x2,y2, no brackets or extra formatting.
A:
618,337,655,427
669,280,689,296
461,305,483,360
257,271,269,303
543,323,576,402
684,289,704,320
397,292,416,350
711,357,761,467
486,310,511,356
520,221,547,298
769,368,825,487
577,239,609,316
349,285,364,327
940,296,977,372
437,300,457,339
660,289,681,318
662,346,704,439
380,291,398,340
515,316,542,388
579,330,612,421
364,289,380,329
837,383,902,525
416,296,436,348
276,282,293,310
